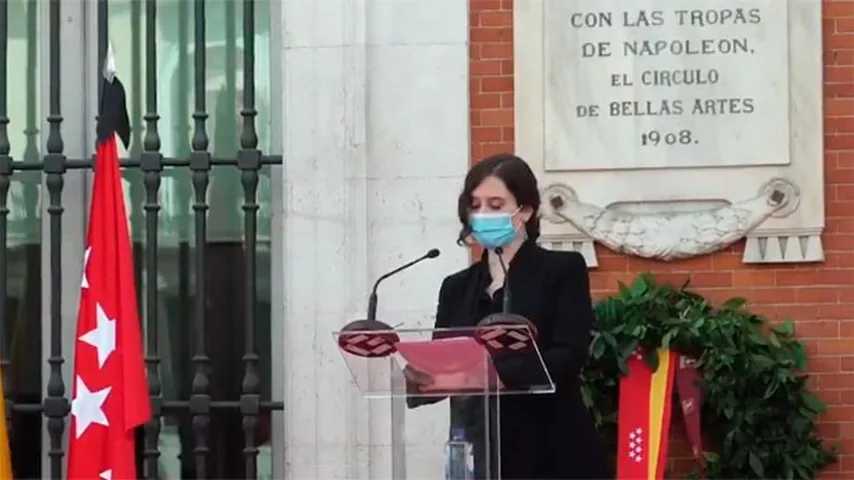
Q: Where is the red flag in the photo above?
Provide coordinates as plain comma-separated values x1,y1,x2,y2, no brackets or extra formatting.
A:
67,70,149,479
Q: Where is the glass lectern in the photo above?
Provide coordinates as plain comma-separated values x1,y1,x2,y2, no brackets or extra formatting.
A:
334,325,555,479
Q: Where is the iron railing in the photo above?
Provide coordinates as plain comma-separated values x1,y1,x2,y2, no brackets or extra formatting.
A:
0,0,284,478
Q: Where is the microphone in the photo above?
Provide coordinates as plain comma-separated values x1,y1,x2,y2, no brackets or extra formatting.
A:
367,248,441,322
338,249,441,357
494,246,511,314
476,246,539,349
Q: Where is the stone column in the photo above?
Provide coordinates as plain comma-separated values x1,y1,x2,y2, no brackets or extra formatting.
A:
280,1,469,477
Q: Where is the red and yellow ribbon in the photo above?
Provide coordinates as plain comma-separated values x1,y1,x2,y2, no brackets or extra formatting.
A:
617,349,678,480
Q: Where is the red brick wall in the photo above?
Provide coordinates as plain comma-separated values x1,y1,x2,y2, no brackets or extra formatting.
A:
469,0,515,161
469,1,854,477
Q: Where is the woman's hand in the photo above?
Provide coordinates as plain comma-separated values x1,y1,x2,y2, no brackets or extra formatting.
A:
403,364,435,389
403,365,447,409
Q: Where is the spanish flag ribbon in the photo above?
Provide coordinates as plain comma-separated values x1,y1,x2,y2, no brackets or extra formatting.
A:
617,348,678,480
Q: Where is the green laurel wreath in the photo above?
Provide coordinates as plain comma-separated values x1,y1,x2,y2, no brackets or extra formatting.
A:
580,274,837,479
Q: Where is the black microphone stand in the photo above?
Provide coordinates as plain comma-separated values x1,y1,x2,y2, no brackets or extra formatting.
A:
495,247,512,314
338,250,441,357
477,246,538,343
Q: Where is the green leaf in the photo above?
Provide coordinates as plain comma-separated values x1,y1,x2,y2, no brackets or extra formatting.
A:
590,337,606,359
768,332,782,348
791,344,807,370
763,381,779,399
751,354,776,370
749,332,768,346
774,320,795,337
643,350,660,371
630,275,650,297
722,297,747,311
602,332,618,349
616,356,628,376
661,330,677,349
783,461,793,480
580,384,593,408
801,392,827,414
749,451,765,478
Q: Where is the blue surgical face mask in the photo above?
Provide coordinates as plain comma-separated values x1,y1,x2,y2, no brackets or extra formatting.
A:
469,208,521,250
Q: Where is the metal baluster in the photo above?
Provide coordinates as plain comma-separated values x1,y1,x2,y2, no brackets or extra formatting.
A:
190,0,212,477
20,0,38,250
0,0,7,162
142,0,163,477
44,1,69,478
239,0,261,476
240,0,258,152
22,0,38,164
98,0,108,104
128,0,145,318
173,0,191,240
130,0,143,158
0,0,11,436
225,0,236,136
173,14,193,424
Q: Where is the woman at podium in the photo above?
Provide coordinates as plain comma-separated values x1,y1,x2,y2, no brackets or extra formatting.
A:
413,154,611,479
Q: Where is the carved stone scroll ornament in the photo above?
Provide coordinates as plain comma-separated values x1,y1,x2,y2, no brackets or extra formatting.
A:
541,179,800,261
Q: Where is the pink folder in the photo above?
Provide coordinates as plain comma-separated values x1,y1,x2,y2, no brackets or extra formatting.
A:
395,337,503,392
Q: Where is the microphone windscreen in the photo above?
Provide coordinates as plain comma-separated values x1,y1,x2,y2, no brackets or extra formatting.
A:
426,248,441,258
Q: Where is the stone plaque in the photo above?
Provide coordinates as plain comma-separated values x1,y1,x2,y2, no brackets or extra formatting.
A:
544,0,789,171
516,0,823,265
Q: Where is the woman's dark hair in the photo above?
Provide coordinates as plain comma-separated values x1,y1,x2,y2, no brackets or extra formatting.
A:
457,153,541,245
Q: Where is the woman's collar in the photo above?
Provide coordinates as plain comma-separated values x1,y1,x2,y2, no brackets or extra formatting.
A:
477,238,536,278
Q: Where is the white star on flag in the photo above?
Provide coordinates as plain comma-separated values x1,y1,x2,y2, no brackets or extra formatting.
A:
81,247,92,288
71,376,112,438
79,303,116,368
100,469,112,480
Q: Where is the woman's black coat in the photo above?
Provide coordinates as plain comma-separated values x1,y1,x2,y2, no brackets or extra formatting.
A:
429,240,612,479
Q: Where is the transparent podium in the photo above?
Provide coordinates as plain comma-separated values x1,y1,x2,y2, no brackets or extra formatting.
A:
334,324,555,479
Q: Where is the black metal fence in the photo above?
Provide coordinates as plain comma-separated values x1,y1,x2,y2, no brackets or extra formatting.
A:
0,0,284,478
